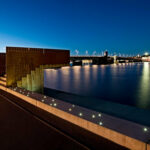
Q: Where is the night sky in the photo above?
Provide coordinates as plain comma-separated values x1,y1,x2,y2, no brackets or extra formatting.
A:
0,0,150,55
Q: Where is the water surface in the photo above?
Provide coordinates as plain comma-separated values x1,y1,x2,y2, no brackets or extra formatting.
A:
44,62,150,110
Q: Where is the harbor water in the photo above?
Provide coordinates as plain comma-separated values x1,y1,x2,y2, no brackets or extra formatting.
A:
44,62,150,110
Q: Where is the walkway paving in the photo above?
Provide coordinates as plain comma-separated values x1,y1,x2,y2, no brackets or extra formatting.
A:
0,93,88,150
0,88,128,150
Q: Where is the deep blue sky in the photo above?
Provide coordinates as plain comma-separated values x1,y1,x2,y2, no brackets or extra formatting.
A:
0,0,150,55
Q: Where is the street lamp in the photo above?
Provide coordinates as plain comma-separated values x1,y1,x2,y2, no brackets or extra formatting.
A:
145,52,149,56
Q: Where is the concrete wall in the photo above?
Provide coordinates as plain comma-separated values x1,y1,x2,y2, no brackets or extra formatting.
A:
0,53,6,76
6,47,70,87
17,64,68,92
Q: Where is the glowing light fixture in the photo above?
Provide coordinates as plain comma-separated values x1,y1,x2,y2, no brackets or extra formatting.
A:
92,115,96,118
54,103,57,107
79,113,83,116
145,52,149,56
98,113,101,117
99,122,103,126
144,127,148,132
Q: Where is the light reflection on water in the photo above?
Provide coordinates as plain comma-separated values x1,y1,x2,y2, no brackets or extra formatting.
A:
44,63,150,110
137,62,150,108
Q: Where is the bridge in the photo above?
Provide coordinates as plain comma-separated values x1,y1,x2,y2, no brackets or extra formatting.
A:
70,55,142,65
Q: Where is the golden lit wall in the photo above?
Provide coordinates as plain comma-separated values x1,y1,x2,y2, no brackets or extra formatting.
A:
6,47,70,86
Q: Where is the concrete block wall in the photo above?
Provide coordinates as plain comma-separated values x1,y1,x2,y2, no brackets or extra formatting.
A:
6,47,70,87
0,53,6,76
17,64,68,92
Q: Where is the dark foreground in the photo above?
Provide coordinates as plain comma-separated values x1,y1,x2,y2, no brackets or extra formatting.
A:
0,89,128,150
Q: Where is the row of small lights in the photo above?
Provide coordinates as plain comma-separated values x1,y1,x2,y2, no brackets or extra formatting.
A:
41,95,149,130
12,87,149,132
13,87,34,97
41,96,57,107
41,95,103,126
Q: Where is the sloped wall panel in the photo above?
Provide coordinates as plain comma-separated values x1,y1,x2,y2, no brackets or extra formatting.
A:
6,47,70,86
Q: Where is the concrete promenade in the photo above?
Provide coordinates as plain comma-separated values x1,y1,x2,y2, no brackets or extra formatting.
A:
0,92,88,150
0,88,128,150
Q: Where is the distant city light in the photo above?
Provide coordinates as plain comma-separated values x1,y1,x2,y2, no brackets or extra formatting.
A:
144,52,149,56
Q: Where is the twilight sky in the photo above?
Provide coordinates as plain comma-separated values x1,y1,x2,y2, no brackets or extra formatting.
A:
0,0,150,55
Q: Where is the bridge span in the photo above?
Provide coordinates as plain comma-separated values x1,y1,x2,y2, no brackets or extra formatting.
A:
70,55,142,65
